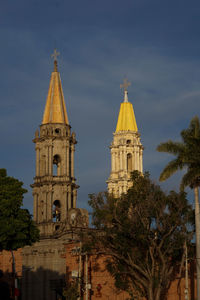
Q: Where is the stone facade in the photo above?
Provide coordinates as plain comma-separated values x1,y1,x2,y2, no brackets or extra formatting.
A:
32,123,78,237
107,130,143,197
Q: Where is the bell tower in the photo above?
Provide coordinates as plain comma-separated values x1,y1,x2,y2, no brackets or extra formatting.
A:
32,50,78,237
107,79,143,197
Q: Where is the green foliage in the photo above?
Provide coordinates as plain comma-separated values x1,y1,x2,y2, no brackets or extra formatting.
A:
85,171,194,300
157,116,200,190
63,281,79,300
0,169,39,250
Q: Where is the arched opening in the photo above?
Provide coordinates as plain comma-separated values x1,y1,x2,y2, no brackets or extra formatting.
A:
55,225,60,231
55,128,60,134
127,139,131,145
52,200,61,222
53,154,61,176
127,153,132,171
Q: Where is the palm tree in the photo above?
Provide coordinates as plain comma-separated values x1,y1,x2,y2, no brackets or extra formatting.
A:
157,116,200,300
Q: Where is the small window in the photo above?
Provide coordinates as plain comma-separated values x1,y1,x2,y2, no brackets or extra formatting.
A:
52,200,61,222
53,155,61,176
127,140,131,145
55,128,60,134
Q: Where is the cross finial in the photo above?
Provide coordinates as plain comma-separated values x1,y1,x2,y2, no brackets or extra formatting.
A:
51,49,60,71
51,49,60,61
120,78,131,92
120,78,131,102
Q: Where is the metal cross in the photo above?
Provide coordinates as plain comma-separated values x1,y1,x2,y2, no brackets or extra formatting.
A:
120,78,131,92
51,49,60,61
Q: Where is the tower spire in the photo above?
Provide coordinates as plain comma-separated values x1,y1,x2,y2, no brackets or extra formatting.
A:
42,49,69,125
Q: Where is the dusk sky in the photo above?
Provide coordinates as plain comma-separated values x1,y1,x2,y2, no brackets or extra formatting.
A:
1,0,200,213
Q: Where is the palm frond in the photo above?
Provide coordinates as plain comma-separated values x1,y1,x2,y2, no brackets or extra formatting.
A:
157,116,200,187
180,167,200,191
181,116,200,141
157,141,185,155
159,159,183,182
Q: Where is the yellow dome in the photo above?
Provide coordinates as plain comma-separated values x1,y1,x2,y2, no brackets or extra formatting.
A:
115,101,138,132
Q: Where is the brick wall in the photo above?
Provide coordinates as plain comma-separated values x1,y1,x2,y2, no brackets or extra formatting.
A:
65,242,197,300
0,249,22,277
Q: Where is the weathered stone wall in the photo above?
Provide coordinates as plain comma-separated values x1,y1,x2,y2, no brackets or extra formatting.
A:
22,238,67,300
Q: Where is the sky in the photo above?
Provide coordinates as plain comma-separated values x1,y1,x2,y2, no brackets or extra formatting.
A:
1,0,200,214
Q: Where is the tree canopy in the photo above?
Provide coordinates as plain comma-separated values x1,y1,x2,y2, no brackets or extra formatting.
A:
0,169,39,251
84,171,194,300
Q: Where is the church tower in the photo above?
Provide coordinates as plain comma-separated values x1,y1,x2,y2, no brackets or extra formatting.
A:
107,79,143,197
31,50,78,237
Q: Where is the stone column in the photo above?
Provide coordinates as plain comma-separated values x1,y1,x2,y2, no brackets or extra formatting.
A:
120,149,123,170
131,150,134,171
68,185,72,209
111,149,115,172
49,144,53,176
123,148,126,171
66,141,69,177
64,142,67,176
73,189,77,208
46,191,51,221
140,148,143,173
137,149,140,171
44,192,47,221
134,147,138,170
62,186,67,219
71,145,75,178
46,146,49,175
33,193,38,222
36,146,40,177
113,151,116,172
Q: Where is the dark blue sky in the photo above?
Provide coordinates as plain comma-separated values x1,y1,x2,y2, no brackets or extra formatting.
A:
1,0,200,213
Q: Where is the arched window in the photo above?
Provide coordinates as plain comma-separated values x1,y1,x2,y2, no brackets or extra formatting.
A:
55,128,60,135
53,154,61,176
127,153,132,171
52,200,61,222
